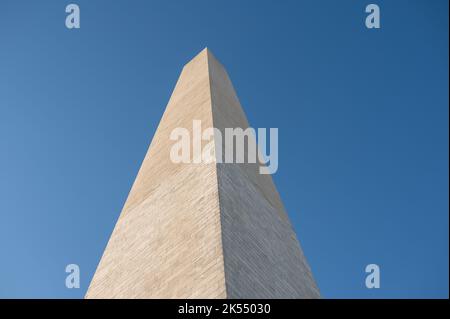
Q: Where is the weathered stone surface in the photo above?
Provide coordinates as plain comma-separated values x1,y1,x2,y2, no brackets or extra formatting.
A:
86,48,319,299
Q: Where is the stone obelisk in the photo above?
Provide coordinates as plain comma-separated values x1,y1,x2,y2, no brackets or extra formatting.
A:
86,48,320,299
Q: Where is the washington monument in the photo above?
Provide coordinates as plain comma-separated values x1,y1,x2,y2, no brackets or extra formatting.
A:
86,48,320,298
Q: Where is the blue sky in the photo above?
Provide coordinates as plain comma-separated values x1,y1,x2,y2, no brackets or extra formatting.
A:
0,0,448,298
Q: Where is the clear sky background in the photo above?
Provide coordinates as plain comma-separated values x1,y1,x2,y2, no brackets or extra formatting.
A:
0,0,448,298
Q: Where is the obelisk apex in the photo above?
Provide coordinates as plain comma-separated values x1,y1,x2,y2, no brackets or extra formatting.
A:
86,48,319,299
